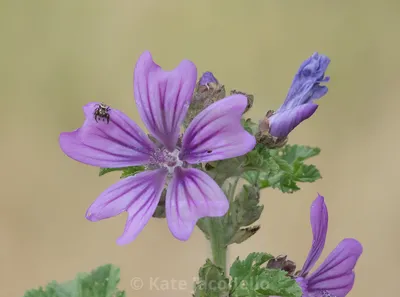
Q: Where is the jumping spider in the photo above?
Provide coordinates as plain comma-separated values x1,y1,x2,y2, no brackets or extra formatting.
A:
93,103,111,124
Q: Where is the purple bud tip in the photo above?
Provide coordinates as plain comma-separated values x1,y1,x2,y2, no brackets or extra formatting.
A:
199,71,218,86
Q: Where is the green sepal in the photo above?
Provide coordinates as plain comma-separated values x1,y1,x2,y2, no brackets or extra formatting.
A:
152,189,166,218
23,264,125,297
120,166,146,178
99,166,146,179
230,90,254,114
99,167,125,176
227,225,260,245
184,79,226,128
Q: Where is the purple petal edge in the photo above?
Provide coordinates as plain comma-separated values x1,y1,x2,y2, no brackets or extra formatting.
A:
268,103,318,138
180,94,256,163
59,102,156,168
301,194,329,276
133,51,197,151
165,167,229,241
86,169,168,245
307,238,363,297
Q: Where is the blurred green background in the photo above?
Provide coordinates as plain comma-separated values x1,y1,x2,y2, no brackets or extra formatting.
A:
1,0,399,296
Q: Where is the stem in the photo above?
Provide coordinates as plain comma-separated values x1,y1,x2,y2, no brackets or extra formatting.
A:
208,217,227,273
207,176,240,275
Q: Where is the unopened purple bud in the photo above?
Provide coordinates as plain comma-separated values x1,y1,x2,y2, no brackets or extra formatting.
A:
199,71,218,86
184,71,225,127
266,52,331,139
255,110,288,149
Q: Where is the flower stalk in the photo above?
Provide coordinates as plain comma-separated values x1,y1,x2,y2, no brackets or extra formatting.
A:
206,175,241,275
207,217,227,274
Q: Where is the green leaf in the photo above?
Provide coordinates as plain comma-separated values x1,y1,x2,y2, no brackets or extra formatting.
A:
280,144,320,163
229,253,273,296
230,253,273,278
242,144,321,193
224,185,263,246
99,166,146,179
196,218,210,240
23,264,125,297
204,156,246,185
241,118,258,135
293,164,321,182
78,264,123,297
23,286,58,297
254,269,302,297
243,144,280,174
193,259,229,297
229,253,301,297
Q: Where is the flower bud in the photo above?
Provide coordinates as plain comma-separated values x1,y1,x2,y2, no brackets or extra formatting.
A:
255,110,288,149
198,71,219,87
268,52,330,138
184,71,226,127
267,255,297,276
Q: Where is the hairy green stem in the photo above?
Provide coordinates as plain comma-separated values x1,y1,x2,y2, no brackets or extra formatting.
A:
207,176,240,275
208,217,227,273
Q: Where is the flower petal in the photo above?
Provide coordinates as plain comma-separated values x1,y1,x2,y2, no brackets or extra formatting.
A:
268,103,318,138
307,239,363,297
180,94,256,163
301,194,329,276
59,102,156,167
279,52,330,111
166,167,229,240
133,51,197,151
86,169,168,245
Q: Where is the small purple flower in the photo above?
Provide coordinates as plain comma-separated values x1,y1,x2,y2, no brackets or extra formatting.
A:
296,195,363,297
59,51,256,245
267,53,331,138
199,71,219,86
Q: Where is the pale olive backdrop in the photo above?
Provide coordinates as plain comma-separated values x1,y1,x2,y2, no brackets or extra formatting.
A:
1,1,399,296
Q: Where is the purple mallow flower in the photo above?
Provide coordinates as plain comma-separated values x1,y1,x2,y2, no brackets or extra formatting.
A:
267,53,331,138
58,51,256,245
295,195,362,297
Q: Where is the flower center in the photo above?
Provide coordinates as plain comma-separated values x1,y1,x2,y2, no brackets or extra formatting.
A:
148,147,184,174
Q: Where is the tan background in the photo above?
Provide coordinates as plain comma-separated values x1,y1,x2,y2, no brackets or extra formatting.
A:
1,0,399,296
